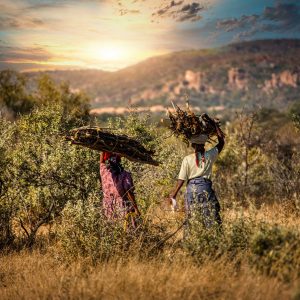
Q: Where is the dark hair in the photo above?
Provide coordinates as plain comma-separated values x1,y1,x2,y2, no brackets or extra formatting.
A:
192,144,205,167
105,156,124,175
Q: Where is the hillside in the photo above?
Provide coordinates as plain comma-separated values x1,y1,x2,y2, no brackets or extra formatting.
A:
26,39,300,115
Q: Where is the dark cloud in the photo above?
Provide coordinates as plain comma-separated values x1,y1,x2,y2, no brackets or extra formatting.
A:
177,2,203,21
216,2,300,41
116,0,204,22
153,1,183,18
217,15,259,32
263,3,300,30
152,1,204,22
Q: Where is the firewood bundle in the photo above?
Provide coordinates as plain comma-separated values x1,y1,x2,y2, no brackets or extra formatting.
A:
66,126,159,166
168,102,225,143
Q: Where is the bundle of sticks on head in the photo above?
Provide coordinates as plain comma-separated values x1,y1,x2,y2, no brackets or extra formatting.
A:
168,102,225,143
66,126,159,166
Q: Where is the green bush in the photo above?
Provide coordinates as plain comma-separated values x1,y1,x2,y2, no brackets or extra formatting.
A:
0,104,99,247
184,212,253,263
250,224,300,282
57,196,124,262
56,194,167,263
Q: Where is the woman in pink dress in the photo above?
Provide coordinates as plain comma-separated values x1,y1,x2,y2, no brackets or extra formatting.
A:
99,152,140,228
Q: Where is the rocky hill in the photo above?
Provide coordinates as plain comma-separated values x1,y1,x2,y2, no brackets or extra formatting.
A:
26,39,300,116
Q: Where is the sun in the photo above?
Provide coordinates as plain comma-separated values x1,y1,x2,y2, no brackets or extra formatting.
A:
82,42,157,70
86,43,127,62
99,45,123,61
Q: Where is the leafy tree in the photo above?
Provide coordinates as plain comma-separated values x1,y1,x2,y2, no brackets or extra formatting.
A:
1,104,99,247
0,70,34,118
35,75,90,122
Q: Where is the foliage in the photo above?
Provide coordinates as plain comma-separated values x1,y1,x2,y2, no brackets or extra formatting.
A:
35,75,90,122
250,224,300,282
0,117,15,247
57,196,124,262
184,211,253,263
0,70,34,118
57,194,167,262
0,71,90,121
0,103,98,247
293,113,300,131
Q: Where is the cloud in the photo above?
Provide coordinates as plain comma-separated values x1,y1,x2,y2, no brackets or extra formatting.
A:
25,3,65,10
152,1,205,22
177,2,204,22
263,2,300,31
217,15,259,32
0,16,45,30
0,45,53,62
117,0,206,22
118,9,140,16
216,2,300,41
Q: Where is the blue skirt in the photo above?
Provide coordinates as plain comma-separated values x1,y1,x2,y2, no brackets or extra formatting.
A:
185,177,222,228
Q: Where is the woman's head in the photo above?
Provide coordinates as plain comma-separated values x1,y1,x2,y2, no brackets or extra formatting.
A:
191,143,205,152
103,151,123,175
103,152,121,164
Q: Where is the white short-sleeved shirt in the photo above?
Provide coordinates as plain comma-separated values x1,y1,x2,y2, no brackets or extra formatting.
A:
178,147,219,181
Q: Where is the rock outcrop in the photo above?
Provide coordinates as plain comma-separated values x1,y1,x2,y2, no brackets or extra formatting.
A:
228,68,248,90
263,70,299,93
184,70,205,92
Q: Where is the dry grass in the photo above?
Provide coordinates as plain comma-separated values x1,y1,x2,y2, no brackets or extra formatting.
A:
0,251,296,300
1,205,300,300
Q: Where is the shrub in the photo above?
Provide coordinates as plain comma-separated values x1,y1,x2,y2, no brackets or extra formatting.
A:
56,194,167,263
250,224,300,282
57,196,124,262
183,210,253,263
1,104,99,247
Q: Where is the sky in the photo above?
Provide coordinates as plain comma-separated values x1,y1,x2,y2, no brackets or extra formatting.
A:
0,0,299,72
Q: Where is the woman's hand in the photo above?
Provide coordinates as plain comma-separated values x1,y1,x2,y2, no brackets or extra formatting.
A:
169,192,176,200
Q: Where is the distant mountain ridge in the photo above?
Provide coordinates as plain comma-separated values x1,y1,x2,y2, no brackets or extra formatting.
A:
26,39,300,114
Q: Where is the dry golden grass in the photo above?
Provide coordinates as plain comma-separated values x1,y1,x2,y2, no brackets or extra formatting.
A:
0,251,297,300
1,205,300,300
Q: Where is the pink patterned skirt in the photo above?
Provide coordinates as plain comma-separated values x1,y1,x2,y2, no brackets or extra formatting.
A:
100,163,134,219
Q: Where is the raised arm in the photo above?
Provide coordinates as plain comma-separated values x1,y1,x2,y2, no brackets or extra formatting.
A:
215,126,225,154
216,134,225,153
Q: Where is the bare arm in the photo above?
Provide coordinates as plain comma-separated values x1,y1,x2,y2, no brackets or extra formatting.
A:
100,152,104,163
216,135,225,153
170,179,185,199
215,126,225,153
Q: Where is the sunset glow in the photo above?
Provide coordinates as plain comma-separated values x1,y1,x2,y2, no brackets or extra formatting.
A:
1,0,300,72
86,43,131,63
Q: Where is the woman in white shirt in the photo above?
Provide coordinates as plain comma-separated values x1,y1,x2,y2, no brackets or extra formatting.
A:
170,128,224,228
